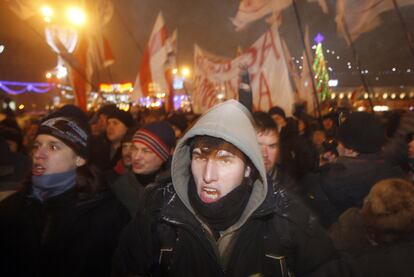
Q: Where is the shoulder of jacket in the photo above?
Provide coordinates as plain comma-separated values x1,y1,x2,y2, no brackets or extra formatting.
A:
271,186,320,236
143,182,176,212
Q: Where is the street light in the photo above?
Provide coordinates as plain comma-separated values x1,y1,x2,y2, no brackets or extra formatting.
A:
181,67,191,78
41,5,54,23
66,7,86,26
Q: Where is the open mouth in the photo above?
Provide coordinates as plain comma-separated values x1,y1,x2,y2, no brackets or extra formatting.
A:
32,164,46,176
200,187,221,203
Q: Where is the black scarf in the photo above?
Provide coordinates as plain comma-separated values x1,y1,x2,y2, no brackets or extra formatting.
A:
134,169,161,187
188,177,252,238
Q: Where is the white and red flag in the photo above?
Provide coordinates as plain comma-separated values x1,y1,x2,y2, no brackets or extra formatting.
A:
231,0,291,31
232,0,330,31
336,0,414,44
132,12,176,111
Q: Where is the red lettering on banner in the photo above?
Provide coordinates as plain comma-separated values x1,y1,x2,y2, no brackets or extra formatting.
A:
200,78,218,110
223,61,232,73
245,47,258,68
259,30,280,66
257,72,273,111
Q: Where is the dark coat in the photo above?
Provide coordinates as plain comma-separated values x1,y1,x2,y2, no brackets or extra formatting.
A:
0,188,130,277
302,153,405,227
353,235,414,277
112,181,356,277
109,168,171,217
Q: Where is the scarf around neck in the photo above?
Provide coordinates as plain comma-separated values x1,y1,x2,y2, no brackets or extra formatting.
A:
188,177,252,238
31,170,77,202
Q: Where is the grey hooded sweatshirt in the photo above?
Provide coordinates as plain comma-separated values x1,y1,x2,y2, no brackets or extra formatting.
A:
172,100,267,232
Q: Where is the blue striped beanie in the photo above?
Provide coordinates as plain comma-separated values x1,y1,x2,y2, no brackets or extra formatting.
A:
132,121,176,161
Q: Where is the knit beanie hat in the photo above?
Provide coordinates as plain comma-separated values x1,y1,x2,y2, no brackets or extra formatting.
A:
37,116,90,159
268,106,286,119
107,109,134,128
132,121,176,161
337,112,386,153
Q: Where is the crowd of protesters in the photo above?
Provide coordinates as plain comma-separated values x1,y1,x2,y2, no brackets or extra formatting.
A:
0,99,413,276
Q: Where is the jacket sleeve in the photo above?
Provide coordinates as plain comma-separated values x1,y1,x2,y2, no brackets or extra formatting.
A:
277,194,360,277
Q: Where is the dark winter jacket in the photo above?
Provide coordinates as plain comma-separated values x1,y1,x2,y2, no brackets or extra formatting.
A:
110,167,171,217
352,234,414,277
302,153,405,227
329,208,414,277
112,100,356,277
0,187,130,277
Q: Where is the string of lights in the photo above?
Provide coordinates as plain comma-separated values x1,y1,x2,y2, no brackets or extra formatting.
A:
0,81,54,95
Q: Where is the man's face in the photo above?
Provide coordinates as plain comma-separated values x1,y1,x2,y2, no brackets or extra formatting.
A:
122,142,133,166
257,130,279,173
97,114,108,133
32,134,84,176
312,130,326,147
191,144,247,204
131,142,164,175
323,118,334,130
408,138,414,158
106,118,128,144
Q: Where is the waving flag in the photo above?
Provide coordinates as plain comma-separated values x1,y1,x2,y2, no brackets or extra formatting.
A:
132,12,175,110
336,0,414,43
231,0,291,31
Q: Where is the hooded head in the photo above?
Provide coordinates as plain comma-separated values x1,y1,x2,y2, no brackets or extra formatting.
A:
172,100,267,230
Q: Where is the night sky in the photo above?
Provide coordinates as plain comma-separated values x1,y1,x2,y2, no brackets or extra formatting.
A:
1,0,413,90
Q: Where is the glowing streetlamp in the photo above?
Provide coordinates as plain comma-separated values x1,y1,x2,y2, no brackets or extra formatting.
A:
181,67,191,78
66,7,87,26
41,5,54,23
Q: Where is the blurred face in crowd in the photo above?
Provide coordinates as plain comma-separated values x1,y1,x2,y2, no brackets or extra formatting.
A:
122,142,134,166
191,140,248,204
106,118,128,145
171,125,183,139
322,118,334,131
257,130,279,173
97,114,108,134
408,138,414,158
32,134,85,176
131,142,164,175
312,130,326,147
271,114,286,131
298,119,305,136
6,140,18,153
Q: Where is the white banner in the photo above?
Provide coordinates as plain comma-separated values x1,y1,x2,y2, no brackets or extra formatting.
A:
193,24,295,115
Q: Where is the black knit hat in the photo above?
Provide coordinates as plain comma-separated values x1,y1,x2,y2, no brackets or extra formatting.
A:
37,116,90,159
132,121,176,161
337,112,386,153
268,106,286,119
107,109,134,128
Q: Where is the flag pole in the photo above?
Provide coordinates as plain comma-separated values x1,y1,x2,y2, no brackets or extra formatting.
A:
341,18,375,113
391,0,414,61
291,0,322,119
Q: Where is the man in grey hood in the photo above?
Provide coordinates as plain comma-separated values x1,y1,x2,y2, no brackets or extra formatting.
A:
112,100,356,277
